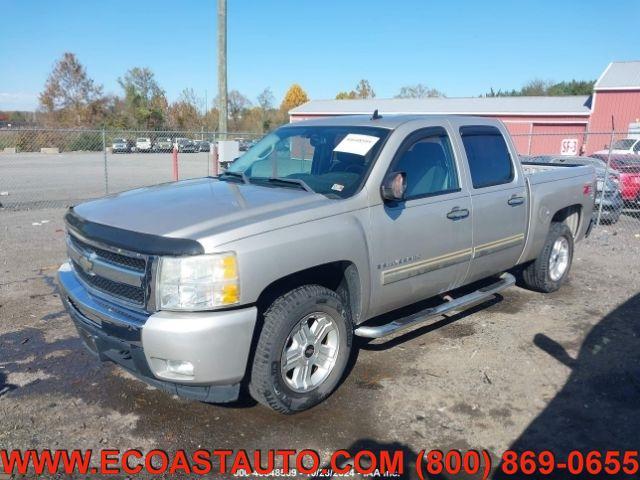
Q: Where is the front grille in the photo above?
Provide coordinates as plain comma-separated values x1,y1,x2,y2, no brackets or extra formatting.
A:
69,235,145,272
68,231,148,307
72,260,146,304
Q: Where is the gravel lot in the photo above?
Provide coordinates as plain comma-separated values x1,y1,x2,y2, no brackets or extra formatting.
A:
0,152,214,209
1,176,640,477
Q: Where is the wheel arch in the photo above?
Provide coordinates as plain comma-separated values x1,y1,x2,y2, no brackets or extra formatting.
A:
551,204,582,237
255,261,362,324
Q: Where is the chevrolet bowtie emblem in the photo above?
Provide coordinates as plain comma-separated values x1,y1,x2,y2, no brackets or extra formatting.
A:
77,253,97,276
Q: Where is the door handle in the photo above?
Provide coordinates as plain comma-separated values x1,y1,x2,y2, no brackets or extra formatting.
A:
446,207,470,220
508,195,525,206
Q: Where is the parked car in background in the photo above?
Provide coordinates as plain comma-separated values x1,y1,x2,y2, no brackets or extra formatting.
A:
529,155,623,224
195,140,210,152
591,154,640,204
594,138,640,156
176,138,196,153
111,138,133,153
153,137,173,152
135,137,152,153
238,139,251,152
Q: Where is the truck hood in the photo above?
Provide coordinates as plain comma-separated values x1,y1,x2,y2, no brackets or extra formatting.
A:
73,178,333,242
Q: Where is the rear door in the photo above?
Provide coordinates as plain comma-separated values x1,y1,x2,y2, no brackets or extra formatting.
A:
368,126,473,316
457,124,528,283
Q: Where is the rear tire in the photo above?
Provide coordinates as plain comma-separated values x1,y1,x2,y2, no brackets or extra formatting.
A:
521,222,574,293
249,285,352,414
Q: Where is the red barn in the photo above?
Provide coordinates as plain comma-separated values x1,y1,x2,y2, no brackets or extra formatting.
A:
288,61,640,157
586,61,640,153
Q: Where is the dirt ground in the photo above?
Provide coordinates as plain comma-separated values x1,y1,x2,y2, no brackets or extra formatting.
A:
1,206,639,479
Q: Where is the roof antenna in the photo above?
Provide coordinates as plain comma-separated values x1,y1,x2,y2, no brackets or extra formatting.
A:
371,109,382,120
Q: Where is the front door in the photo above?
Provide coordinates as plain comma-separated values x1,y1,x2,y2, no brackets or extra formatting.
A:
368,127,473,317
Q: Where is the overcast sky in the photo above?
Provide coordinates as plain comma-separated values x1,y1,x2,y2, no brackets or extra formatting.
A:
1,0,638,111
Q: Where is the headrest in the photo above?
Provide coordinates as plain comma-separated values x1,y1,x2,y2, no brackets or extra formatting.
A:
410,142,447,166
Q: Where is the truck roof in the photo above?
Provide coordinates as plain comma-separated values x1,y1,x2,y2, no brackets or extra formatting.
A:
283,114,502,130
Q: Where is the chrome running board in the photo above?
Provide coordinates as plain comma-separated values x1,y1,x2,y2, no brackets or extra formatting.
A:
354,273,516,339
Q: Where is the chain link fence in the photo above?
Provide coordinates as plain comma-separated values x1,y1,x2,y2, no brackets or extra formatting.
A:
511,130,640,242
1,127,639,245
0,128,262,210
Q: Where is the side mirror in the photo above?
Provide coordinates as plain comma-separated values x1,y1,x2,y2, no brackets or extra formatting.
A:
381,171,407,202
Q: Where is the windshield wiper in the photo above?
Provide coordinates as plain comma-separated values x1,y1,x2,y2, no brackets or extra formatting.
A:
266,177,314,193
219,170,249,184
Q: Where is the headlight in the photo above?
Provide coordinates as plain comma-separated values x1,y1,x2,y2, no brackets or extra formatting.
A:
157,253,239,310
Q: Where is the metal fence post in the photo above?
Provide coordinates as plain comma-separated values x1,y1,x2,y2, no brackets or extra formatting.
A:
102,128,109,194
596,117,615,226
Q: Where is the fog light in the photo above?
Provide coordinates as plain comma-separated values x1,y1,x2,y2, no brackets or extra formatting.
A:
166,360,194,377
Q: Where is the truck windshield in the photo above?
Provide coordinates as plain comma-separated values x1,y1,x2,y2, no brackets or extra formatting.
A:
226,125,390,198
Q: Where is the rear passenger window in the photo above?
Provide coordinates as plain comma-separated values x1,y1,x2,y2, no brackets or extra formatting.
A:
393,130,459,199
460,126,514,188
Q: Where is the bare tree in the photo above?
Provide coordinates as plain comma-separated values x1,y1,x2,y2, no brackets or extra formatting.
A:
355,79,375,99
226,90,251,130
168,88,202,130
257,87,275,132
395,84,445,98
335,80,375,100
257,87,274,111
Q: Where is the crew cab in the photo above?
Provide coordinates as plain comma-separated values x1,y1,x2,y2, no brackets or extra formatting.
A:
58,115,595,414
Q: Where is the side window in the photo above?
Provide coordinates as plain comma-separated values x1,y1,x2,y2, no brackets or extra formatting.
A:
460,126,514,189
634,141,640,153
394,131,459,199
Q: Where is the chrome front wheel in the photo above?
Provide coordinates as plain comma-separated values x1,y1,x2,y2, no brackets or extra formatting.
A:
280,312,340,393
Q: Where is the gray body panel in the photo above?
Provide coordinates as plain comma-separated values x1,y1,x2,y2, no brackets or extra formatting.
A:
58,114,595,393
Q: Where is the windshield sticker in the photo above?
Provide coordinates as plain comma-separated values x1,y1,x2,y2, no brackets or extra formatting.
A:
334,134,380,156
331,183,345,192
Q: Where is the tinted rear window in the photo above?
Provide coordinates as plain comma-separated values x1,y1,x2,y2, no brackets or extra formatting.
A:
460,126,514,188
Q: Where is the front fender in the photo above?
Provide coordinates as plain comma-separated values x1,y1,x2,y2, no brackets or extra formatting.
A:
220,210,372,321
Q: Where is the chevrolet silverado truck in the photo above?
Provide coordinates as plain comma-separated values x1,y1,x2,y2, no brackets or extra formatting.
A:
58,115,596,414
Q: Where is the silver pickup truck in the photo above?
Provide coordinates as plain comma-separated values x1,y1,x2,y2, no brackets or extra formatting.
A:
58,115,595,413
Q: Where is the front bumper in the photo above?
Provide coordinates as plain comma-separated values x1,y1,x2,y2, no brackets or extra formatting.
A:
57,262,257,403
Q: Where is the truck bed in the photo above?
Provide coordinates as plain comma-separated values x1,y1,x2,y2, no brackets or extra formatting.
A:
518,162,595,266
522,162,595,184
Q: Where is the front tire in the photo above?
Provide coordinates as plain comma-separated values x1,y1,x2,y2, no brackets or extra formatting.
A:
520,222,574,293
249,285,352,414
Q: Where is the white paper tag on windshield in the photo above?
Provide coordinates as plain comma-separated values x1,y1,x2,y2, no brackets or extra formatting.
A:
334,134,379,156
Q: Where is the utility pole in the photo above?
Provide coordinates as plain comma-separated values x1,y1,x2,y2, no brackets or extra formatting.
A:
217,0,228,140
